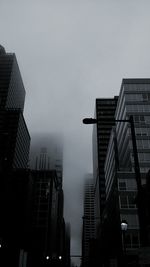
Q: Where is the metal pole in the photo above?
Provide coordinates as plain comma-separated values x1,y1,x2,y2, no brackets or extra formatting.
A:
128,115,142,191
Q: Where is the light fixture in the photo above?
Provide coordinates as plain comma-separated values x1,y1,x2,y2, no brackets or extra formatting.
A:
121,220,128,231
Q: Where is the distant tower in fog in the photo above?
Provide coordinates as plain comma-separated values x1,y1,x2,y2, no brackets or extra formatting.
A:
29,133,63,185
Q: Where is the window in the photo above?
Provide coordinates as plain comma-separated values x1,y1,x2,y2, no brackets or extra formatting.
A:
120,195,128,208
119,195,136,209
134,115,145,123
136,139,150,149
119,179,137,191
128,195,136,208
119,182,126,191
132,234,140,248
125,233,140,248
142,93,150,101
139,152,150,162
135,128,149,136
125,234,131,248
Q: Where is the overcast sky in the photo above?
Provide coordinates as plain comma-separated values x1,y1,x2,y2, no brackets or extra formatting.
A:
1,0,150,265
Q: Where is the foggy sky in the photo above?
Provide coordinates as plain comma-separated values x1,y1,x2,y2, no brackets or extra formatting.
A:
1,0,150,265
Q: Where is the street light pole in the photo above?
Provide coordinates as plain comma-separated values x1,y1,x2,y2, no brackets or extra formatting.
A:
121,220,128,267
83,115,144,245
83,116,142,190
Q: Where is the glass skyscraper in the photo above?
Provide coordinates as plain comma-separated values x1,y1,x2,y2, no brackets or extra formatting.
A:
103,79,150,265
0,45,30,171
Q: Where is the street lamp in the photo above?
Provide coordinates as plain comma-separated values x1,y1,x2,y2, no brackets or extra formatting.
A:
121,220,128,232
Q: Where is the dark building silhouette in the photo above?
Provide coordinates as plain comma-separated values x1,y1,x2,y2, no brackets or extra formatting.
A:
64,223,71,267
0,45,25,111
0,109,30,170
27,170,60,267
0,46,31,267
0,45,70,267
28,136,68,267
0,45,30,171
92,97,118,235
92,79,150,266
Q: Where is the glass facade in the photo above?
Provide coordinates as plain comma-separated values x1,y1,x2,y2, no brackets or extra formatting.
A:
104,79,150,256
0,110,30,170
82,175,95,267
31,170,59,254
0,53,25,111
0,48,30,171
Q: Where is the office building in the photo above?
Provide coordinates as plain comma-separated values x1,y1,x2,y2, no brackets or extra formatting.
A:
0,109,30,170
28,170,60,267
92,97,118,234
28,135,65,267
0,45,31,267
0,45,30,171
82,174,95,267
102,79,150,266
0,45,25,111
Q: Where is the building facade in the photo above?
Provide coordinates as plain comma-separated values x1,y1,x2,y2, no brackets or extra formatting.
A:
0,45,30,171
28,170,59,266
82,174,95,267
92,97,118,234
0,45,31,267
29,136,66,266
102,78,150,266
0,45,25,111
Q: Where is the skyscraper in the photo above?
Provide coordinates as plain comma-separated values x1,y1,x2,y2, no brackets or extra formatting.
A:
101,78,150,266
29,133,63,186
0,45,25,111
0,45,31,267
92,97,118,234
28,134,65,267
0,45,30,171
82,174,95,267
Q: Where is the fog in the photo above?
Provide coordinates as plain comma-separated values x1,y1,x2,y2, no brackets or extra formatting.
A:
1,0,150,264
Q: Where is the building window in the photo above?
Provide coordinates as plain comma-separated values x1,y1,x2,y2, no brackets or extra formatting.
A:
125,233,140,248
125,234,131,248
119,195,136,209
119,181,126,191
128,195,136,208
134,116,145,123
142,93,150,101
139,152,150,162
119,195,128,208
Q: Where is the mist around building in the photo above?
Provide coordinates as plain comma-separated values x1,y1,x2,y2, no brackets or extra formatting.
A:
1,45,150,267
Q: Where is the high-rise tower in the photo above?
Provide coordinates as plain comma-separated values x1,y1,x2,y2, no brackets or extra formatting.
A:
0,45,30,171
0,45,31,267
101,79,150,266
82,174,95,267
92,97,118,233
